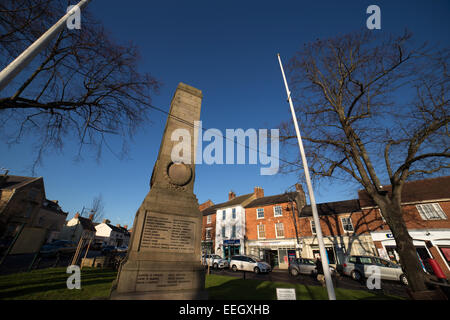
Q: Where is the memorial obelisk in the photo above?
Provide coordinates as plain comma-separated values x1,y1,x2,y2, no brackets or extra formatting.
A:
110,83,207,300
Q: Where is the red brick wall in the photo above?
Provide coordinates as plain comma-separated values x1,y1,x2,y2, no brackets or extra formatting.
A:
359,200,450,231
297,211,376,237
245,202,301,240
202,213,216,248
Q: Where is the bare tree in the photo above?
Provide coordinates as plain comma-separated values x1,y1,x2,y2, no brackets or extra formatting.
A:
87,193,104,223
279,30,449,292
0,0,160,172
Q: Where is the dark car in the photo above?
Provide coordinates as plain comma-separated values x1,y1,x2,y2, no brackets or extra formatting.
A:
101,245,117,255
40,240,77,257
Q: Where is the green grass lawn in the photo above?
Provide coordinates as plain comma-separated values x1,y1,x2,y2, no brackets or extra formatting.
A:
0,268,403,300
206,274,403,300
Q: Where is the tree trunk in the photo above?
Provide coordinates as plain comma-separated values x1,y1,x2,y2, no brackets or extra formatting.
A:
379,200,428,292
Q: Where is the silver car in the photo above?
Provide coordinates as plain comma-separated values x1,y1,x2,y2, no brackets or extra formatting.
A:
289,258,336,277
230,255,271,274
341,255,408,285
202,254,229,269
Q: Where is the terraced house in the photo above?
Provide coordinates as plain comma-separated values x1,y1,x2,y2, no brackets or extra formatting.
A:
0,173,68,256
199,175,450,278
244,184,306,270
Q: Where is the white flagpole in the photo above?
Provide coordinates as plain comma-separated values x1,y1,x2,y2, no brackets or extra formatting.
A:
277,53,336,300
0,0,91,92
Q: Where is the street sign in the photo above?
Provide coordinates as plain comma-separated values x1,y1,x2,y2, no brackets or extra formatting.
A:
276,288,296,300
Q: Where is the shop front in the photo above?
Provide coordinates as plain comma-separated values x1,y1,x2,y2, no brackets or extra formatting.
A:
201,240,214,255
221,239,241,260
370,230,450,277
246,240,299,269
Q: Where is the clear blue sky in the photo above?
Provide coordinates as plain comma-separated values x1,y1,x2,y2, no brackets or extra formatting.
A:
1,0,449,228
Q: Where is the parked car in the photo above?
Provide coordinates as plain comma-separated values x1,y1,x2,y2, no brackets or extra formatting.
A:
101,245,117,255
229,255,271,274
202,254,229,269
40,240,77,257
289,258,336,277
116,245,128,252
340,255,408,285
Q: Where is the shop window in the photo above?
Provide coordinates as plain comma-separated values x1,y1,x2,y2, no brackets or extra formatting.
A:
278,248,288,265
205,228,212,240
257,208,264,219
273,206,282,217
275,223,284,238
207,215,212,224
416,203,447,220
257,224,265,239
310,220,316,235
340,217,354,233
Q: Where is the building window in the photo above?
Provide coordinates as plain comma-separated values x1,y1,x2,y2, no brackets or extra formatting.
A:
416,203,447,220
206,215,212,224
275,223,284,238
222,226,226,238
257,224,266,239
231,225,236,238
341,217,354,233
232,208,236,219
205,228,212,240
310,220,316,235
257,208,264,219
222,210,226,220
274,205,283,217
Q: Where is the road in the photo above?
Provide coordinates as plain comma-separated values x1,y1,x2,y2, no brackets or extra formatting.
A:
207,267,409,298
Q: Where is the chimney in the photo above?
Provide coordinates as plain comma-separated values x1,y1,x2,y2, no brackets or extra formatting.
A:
124,225,128,230
116,224,121,228
0,170,9,186
102,219,111,224
228,191,236,201
74,212,80,219
294,183,307,211
254,186,264,199
88,213,94,221
199,200,214,211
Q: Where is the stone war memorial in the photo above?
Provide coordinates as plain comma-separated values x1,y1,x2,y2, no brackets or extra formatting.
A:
110,83,207,300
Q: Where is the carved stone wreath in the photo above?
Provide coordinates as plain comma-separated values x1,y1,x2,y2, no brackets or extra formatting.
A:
166,162,192,188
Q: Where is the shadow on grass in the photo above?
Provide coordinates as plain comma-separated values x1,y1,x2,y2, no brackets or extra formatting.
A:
0,268,116,292
206,275,404,300
0,278,115,300
0,271,116,300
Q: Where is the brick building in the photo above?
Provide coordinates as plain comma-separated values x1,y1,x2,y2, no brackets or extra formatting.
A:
357,176,450,278
200,200,216,254
244,184,306,269
297,199,377,266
